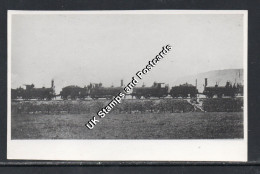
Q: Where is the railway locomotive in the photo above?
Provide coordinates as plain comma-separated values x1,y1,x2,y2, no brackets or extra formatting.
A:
11,80,55,100
236,83,244,96
11,87,24,99
169,83,198,98
132,82,168,99
89,83,123,99
202,78,238,98
59,83,123,100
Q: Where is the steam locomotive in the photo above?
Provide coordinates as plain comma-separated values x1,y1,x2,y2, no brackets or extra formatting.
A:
88,83,123,99
202,78,242,98
11,80,55,100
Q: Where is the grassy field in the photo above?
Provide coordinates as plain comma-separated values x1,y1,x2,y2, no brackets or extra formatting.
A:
12,111,243,139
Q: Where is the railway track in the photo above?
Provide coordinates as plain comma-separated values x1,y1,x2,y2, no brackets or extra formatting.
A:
11,95,243,102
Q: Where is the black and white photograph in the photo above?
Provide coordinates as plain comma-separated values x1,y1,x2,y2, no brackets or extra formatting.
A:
7,10,247,161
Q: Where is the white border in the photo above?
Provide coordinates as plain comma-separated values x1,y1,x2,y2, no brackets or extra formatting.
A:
7,10,248,161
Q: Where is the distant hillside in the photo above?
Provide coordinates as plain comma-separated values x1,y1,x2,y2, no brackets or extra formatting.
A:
173,69,243,92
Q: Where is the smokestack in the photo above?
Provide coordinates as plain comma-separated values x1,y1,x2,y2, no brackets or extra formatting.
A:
51,79,54,88
121,79,123,87
195,79,197,88
205,78,207,87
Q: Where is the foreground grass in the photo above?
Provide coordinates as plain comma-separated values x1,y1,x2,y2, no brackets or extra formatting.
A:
11,112,243,139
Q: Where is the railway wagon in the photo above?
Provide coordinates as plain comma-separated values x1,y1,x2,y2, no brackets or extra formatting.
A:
89,83,123,99
60,85,88,100
170,83,198,98
132,82,168,99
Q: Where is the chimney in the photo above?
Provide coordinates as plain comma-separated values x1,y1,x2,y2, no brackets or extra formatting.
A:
121,79,123,87
51,79,54,88
195,79,197,88
205,78,208,87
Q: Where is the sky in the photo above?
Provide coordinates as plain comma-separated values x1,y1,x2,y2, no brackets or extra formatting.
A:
10,12,244,93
